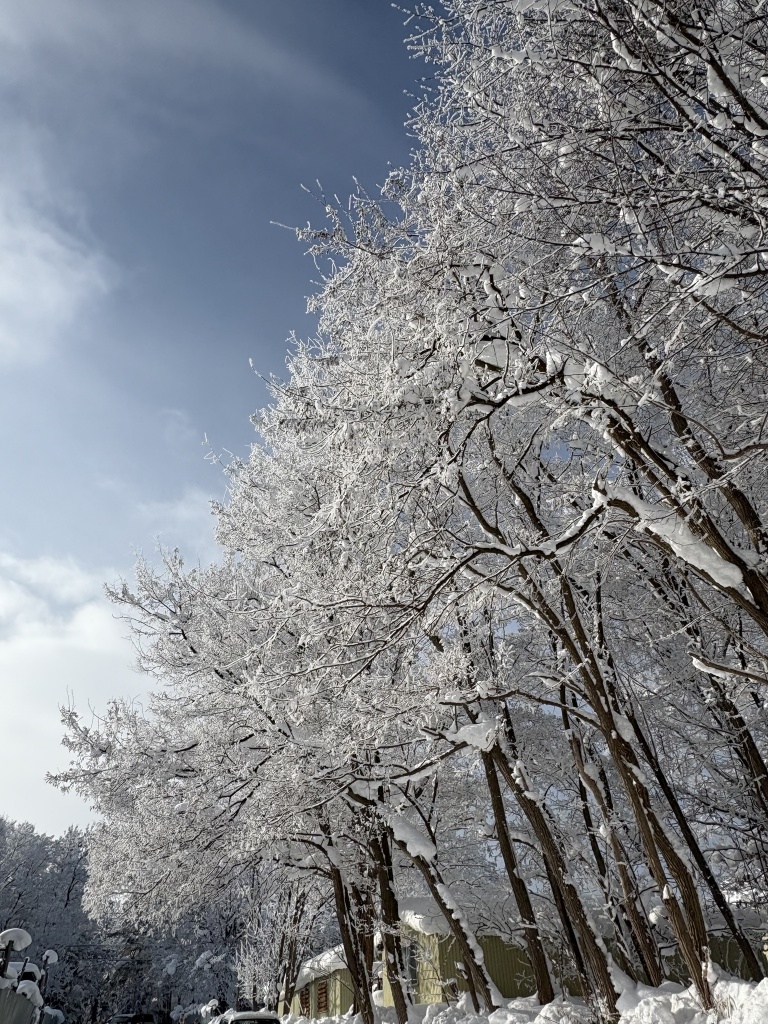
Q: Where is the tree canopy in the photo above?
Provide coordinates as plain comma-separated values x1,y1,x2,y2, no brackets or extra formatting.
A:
57,2,768,1022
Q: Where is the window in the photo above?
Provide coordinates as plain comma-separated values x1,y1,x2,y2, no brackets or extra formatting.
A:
299,987,310,1016
317,979,328,1015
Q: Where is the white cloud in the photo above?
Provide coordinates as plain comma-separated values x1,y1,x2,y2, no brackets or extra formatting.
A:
0,552,104,606
0,551,143,835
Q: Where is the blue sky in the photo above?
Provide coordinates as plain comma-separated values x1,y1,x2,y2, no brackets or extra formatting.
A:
0,0,420,833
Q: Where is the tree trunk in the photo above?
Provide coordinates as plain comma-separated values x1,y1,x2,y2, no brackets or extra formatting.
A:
601,727,713,1006
329,862,376,1024
371,832,412,1024
481,749,555,1004
392,839,499,1011
625,704,765,982
491,740,620,1023
281,889,307,1013
562,698,664,987
538,563,714,1009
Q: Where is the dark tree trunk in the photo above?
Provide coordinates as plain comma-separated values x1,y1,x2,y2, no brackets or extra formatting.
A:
329,863,376,1024
281,889,307,1012
625,703,765,982
491,740,620,1023
561,696,664,987
371,832,412,1024
534,562,714,1009
392,839,499,1011
481,749,555,1004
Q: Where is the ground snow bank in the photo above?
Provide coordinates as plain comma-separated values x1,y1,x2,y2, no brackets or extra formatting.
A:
283,975,768,1024
433,995,589,1024
617,975,768,1024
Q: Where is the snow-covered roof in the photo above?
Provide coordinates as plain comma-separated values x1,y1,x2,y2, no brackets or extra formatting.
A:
398,897,451,936
295,944,348,988
398,896,501,937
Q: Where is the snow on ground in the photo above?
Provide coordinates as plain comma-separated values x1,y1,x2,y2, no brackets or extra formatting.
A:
615,974,768,1024
282,973,768,1024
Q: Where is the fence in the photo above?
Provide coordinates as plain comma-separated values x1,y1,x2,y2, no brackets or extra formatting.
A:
0,986,37,1024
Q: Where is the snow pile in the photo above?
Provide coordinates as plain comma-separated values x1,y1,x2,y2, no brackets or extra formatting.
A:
432,996,590,1024
0,927,33,951
283,998,589,1024
398,897,452,936
390,818,438,864
200,999,222,1021
617,975,768,1024
284,974,768,1024
17,979,45,1008
595,486,748,597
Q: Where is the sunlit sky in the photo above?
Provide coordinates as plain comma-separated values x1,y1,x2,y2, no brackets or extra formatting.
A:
0,0,419,834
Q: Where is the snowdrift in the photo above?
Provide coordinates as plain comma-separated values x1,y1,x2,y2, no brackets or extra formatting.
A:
282,972,768,1024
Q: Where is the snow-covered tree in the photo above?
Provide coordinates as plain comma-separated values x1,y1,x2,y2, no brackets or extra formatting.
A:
58,2,768,1021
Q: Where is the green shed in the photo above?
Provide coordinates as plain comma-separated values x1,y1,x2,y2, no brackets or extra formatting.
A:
379,897,536,1007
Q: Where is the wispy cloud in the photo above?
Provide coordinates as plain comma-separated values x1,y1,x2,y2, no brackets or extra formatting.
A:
0,0,364,368
0,0,357,101
0,124,112,367
0,551,143,834
136,486,222,566
0,552,106,611
160,408,203,452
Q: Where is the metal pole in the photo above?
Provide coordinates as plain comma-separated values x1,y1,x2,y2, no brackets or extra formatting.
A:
0,940,14,979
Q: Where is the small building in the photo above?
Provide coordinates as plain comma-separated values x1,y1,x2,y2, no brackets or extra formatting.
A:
287,898,537,1019
285,946,356,1018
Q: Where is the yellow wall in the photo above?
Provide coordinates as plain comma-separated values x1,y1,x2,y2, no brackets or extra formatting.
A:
379,931,444,1006
329,967,355,1015
288,932,766,1018
288,968,356,1018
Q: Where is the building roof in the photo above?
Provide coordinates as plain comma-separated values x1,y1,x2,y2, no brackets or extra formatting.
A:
398,896,452,936
295,945,348,989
